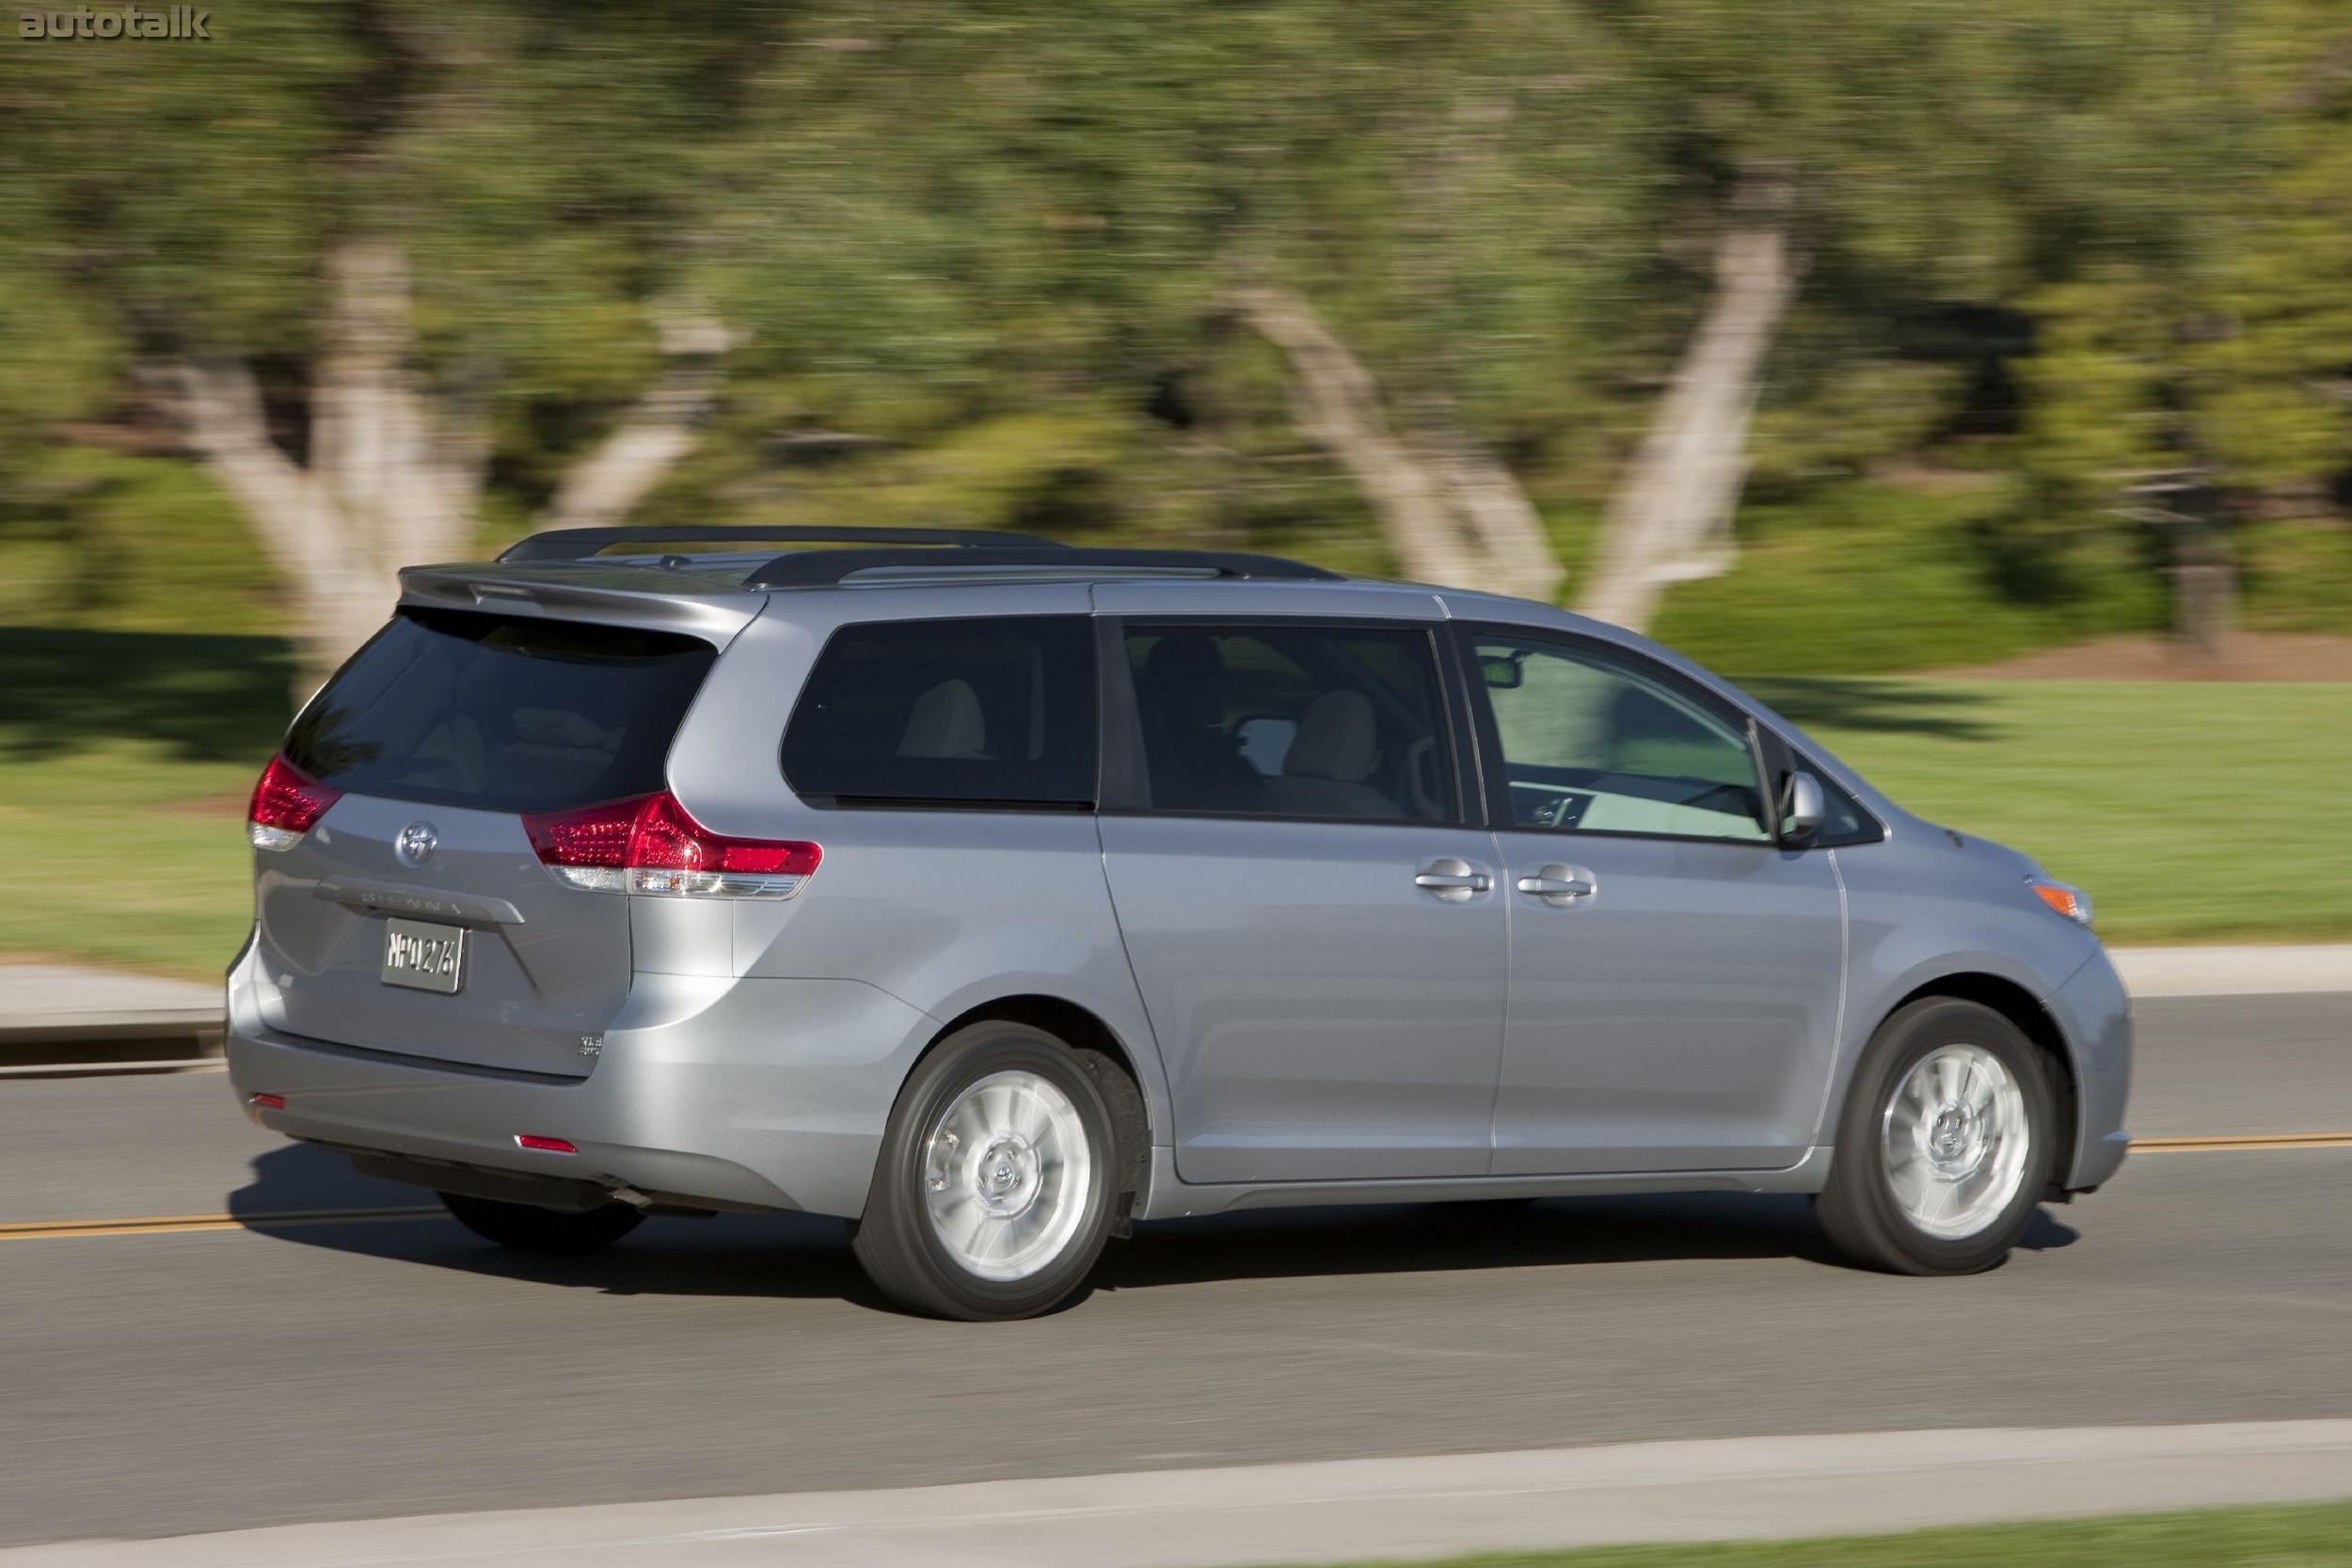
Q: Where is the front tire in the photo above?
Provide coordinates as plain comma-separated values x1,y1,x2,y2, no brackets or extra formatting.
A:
440,1192,644,1253
852,1022,1120,1321
1815,998,2055,1275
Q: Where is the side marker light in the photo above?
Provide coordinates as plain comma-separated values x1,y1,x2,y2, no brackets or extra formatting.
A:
2028,878,2094,928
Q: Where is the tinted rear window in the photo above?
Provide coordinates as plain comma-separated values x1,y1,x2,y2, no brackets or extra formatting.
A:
284,609,716,813
781,616,1097,809
1123,622,1459,823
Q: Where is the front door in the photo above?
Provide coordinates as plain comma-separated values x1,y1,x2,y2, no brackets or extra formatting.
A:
1099,617,1504,1184
1462,626,1845,1175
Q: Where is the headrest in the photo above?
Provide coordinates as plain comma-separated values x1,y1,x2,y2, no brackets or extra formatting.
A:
1138,633,1228,731
1284,689,1379,783
510,707,620,750
898,677,988,759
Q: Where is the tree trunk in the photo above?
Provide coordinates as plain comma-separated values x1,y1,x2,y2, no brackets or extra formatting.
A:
153,238,483,701
1577,167,1798,633
2169,523,2238,667
153,238,732,703
537,312,739,531
1231,283,1563,603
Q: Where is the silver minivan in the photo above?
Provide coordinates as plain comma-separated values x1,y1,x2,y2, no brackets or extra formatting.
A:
228,527,2131,1320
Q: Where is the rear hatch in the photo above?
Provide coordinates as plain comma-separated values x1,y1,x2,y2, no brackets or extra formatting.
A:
251,606,720,1076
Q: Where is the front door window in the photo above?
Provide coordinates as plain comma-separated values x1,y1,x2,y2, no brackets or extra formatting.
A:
1472,635,1770,842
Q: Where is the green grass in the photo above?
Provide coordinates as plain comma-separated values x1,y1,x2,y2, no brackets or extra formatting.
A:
0,626,293,977
1756,677,2352,944
1297,1499,2352,1567
0,740,264,976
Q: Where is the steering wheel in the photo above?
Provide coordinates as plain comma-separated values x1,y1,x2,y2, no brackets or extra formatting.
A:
1510,783,1589,830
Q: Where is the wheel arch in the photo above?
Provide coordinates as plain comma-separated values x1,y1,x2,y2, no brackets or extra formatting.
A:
1885,972,2081,1199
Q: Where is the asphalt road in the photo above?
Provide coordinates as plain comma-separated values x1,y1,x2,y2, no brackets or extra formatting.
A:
1,994,2345,1548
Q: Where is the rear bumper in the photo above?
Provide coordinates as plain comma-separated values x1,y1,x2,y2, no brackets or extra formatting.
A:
2046,948,2134,1191
225,942,937,1219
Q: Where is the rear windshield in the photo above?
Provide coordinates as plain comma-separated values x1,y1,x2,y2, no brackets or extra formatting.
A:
283,609,716,814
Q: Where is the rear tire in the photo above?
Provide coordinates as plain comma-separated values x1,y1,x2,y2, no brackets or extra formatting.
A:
1815,998,2055,1275
852,1021,1120,1321
440,1192,644,1253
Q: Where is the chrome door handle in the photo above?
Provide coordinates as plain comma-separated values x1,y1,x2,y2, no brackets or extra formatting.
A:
1516,863,1596,904
1414,858,1492,901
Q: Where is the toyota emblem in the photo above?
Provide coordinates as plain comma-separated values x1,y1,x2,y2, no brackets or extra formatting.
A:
395,821,438,867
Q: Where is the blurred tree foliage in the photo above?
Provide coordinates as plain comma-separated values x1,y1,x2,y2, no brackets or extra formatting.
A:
0,0,775,470
1,0,2346,664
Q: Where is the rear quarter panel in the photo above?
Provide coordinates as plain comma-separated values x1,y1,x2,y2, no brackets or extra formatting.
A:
652,583,1174,1168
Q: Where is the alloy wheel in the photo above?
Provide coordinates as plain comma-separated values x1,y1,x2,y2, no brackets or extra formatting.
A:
920,1069,1096,1282
1880,1042,2032,1240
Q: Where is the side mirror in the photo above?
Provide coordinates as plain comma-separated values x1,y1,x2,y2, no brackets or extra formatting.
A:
1782,770,1824,842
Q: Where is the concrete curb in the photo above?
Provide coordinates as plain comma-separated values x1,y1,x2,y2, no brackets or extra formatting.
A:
11,1421,2350,1567
0,966,221,1075
2108,944,2352,998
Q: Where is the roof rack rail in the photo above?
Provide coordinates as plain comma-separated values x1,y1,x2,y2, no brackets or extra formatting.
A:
744,546,1341,589
498,525,1058,563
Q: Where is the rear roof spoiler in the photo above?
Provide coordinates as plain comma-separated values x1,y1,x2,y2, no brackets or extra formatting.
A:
397,565,766,643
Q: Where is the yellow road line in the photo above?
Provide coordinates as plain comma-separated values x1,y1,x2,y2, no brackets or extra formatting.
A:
2129,1132,2352,1153
0,1205,447,1242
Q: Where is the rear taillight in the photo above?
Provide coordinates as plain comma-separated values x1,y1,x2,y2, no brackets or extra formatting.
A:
248,755,342,851
522,791,819,900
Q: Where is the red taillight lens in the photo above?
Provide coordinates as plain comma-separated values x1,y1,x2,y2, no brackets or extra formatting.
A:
522,792,819,899
523,794,640,874
248,755,342,850
514,1134,578,1154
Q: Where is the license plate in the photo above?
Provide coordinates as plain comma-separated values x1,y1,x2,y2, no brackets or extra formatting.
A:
381,918,466,994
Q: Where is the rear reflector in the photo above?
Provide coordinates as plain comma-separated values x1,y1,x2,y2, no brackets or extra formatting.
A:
521,791,818,900
248,755,342,851
249,1092,286,1111
515,1134,578,1154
